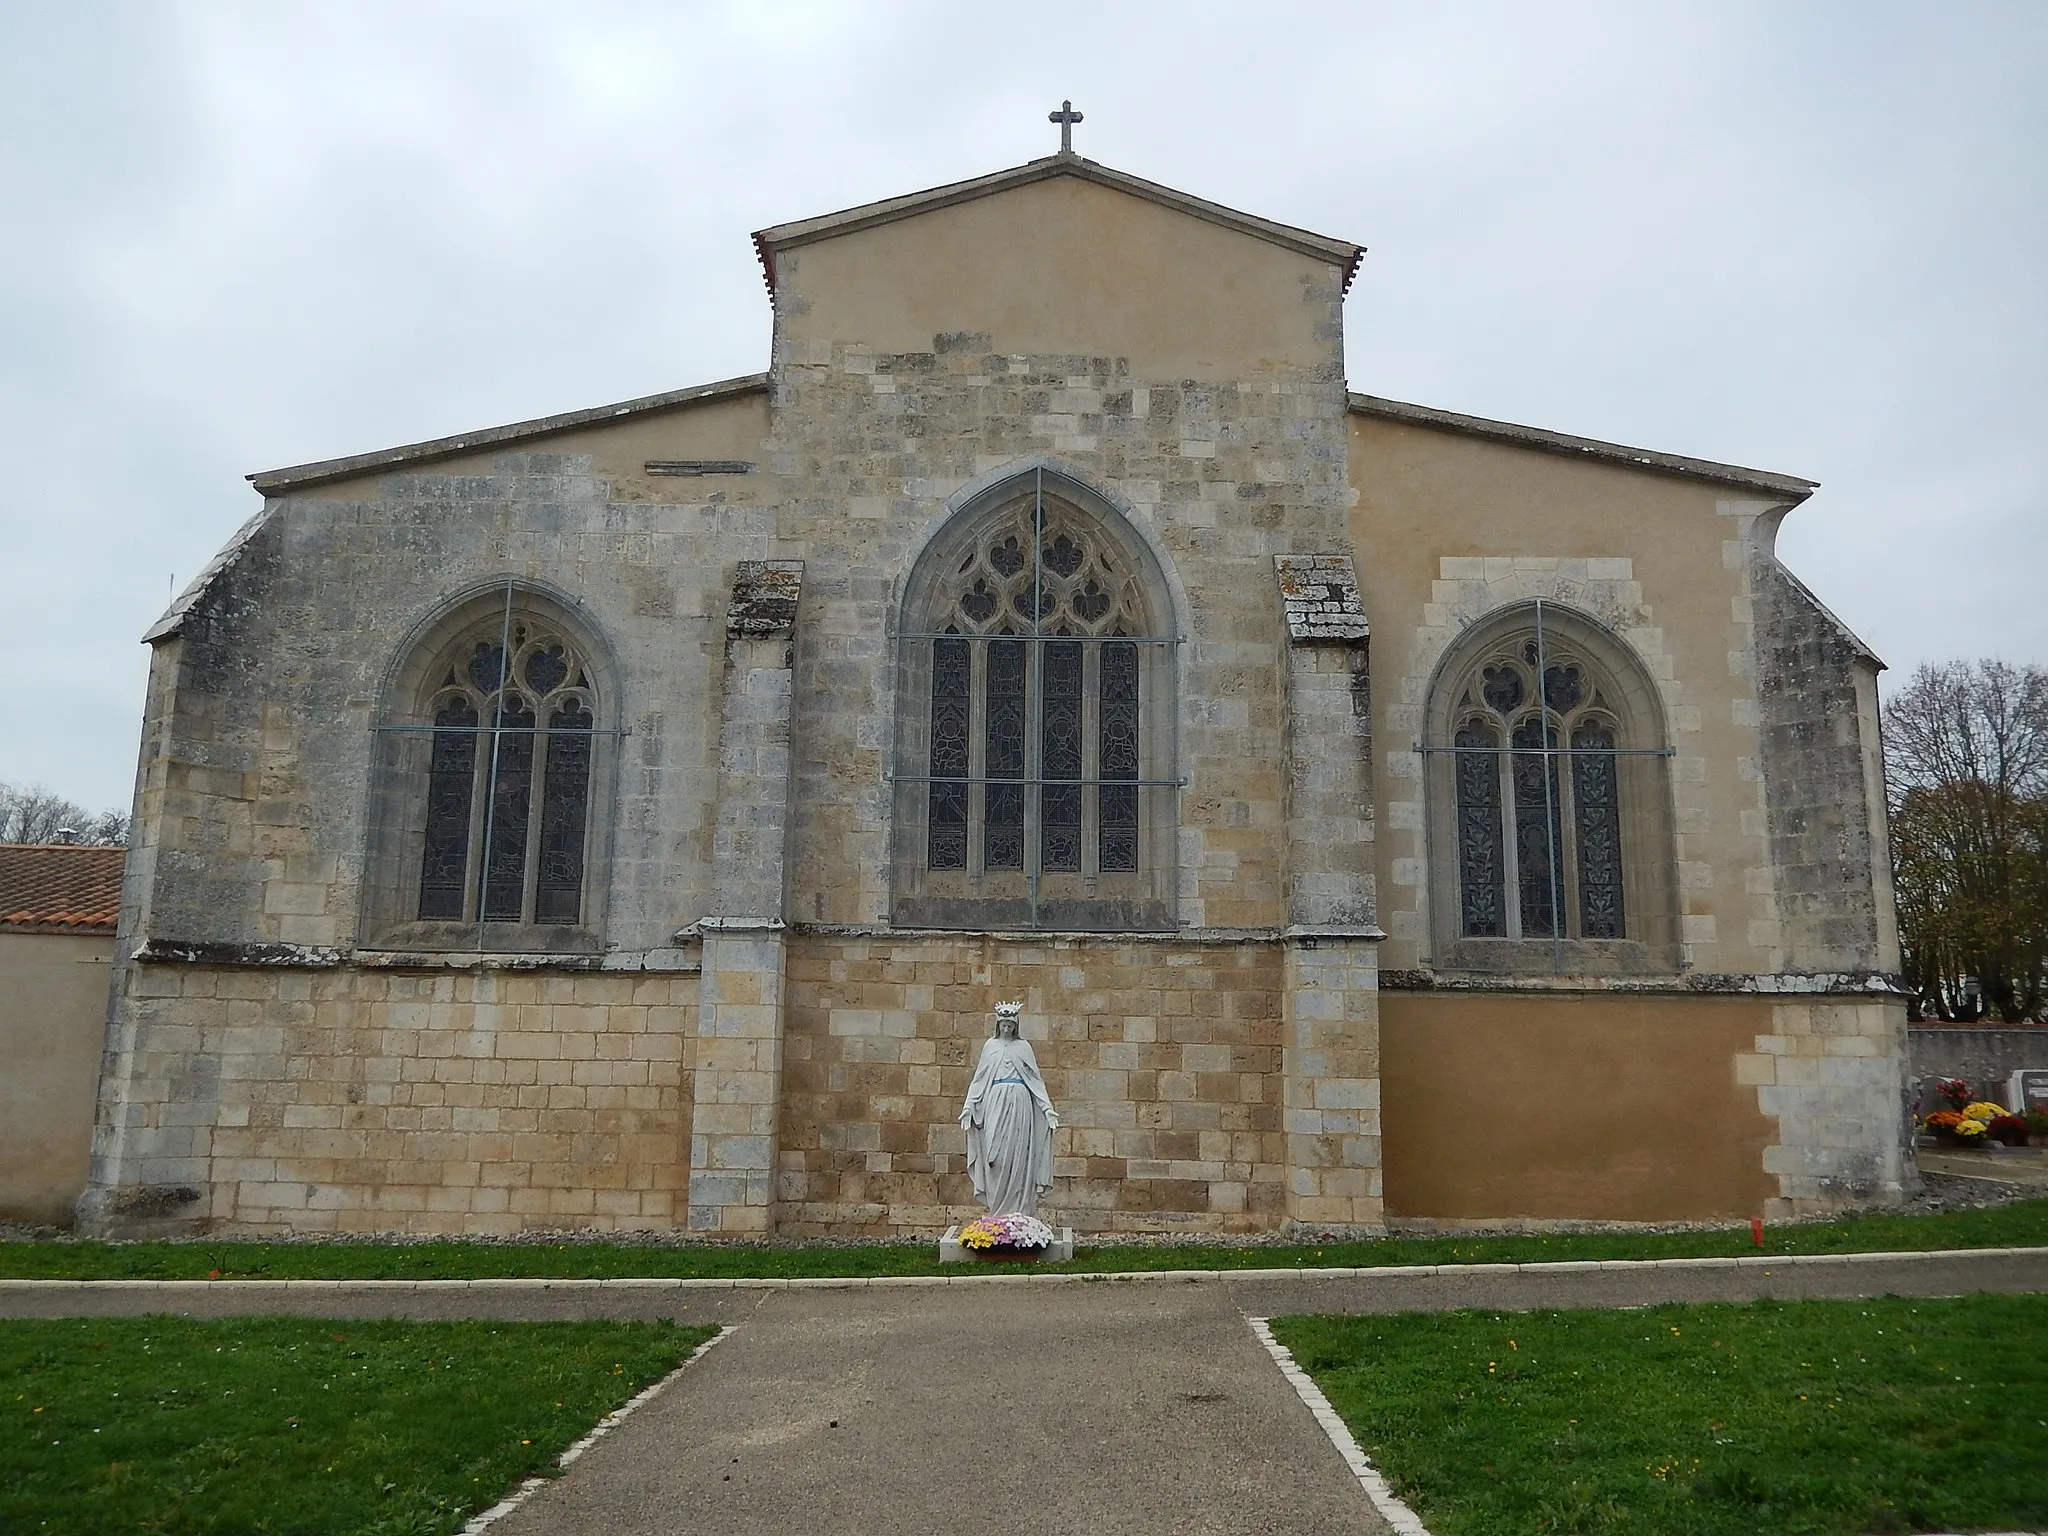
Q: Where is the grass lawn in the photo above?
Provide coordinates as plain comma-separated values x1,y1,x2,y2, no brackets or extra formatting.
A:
1270,1294,2048,1536
1,1197,2044,1281
2,1316,715,1536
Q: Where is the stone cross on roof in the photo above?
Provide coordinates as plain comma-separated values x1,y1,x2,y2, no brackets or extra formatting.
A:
1049,99,1083,155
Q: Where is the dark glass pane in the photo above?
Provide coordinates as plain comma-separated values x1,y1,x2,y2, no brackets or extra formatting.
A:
535,702,592,924
1071,580,1111,624
417,697,478,920
1572,723,1625,939
983,638,1026,870
989,535,1026,577
1511,718,1562,939
468,642,508,693
1453,722,1504,937
1040,641,1083,872
1098,640,1139,873
960,580,998,624
1010,586,1057,623
1543,663,1584,713
927,637,970,870
525,644,569,695
480,695,536,921
1481,665,1523,714
1042,533,1083,577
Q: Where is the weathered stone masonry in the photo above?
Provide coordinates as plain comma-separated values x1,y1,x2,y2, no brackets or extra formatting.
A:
75,152,1909,1238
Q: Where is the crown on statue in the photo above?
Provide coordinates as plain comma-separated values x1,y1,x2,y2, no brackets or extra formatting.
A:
994,1001,1024,1020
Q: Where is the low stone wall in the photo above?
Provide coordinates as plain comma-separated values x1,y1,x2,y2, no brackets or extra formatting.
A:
91,963,696,1235
779,934,1300,1236
1907,1025,2048,1107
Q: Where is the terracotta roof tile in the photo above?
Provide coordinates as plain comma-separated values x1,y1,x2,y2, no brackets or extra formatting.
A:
0,844,126,935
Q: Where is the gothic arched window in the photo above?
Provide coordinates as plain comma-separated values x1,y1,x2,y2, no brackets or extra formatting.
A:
363,587,613,952
1425,603,1677,971
891,470,1178,931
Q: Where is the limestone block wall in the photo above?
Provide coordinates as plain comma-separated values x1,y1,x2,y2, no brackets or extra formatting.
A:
128,448,777,960
778,934,1287,1235
92,963,695,1235
1739,998,1913,1218
1280,938,1382,1231
766,337,1358,934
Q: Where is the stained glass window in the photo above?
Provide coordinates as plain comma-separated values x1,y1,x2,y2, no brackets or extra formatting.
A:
1511,718,1562,939
927,636,970,870
536,700,592,922
912,492,1160,903
1573,722,1624,938
984,637,1027,870
1453,721,1504,937
1099,639,1139,872
418,697,478,920
1040,640,1083,872
1443,634,1638,946
410,620,598,927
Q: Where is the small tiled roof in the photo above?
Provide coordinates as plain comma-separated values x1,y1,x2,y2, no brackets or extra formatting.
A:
0,844,125,935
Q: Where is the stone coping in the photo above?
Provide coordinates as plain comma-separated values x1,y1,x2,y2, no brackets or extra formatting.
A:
3,1245,2041,1292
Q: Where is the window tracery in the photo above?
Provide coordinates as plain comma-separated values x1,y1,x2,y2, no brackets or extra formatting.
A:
414,622,598,927
893,474,1175,930
1445,633,1637,944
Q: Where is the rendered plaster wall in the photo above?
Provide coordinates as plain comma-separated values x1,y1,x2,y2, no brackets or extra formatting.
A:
778,935,1289,1235
0,931,112,1226
93,963,695,1235
1349,412,1846,982
1380,993,1780,1222
774,174,1337,379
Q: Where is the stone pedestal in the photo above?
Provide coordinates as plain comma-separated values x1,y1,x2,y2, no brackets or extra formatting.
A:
938,1224,1076,1263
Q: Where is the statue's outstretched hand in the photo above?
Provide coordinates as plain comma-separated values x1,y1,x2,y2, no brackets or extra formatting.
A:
1044,1108,1060,1130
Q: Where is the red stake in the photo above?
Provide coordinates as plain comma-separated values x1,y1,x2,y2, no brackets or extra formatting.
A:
1751,1217,1765,1247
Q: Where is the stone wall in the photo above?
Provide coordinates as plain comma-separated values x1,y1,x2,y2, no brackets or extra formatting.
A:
1751,557,1896,974
1738,998,1912,1217
778,934,1287,1235
89,962,695,1235
767,336,1358,934
1907,1026,2048,1107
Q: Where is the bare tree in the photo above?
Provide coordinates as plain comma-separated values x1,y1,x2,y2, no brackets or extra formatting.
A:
1883,661,2048,1022
0,782,130,846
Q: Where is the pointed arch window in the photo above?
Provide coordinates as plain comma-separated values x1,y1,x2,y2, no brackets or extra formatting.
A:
415,624,597,925
892,470,1177,931
363,585,614,953
1425,602,1677,971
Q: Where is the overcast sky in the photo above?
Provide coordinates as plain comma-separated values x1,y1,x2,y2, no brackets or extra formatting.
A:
3,1,2043,814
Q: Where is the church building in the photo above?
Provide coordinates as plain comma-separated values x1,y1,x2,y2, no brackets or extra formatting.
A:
81,125,1909,1239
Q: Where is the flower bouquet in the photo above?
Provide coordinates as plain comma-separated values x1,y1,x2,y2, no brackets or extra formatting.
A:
1986,1114,2030,1147
1936,1078,1972,1108
1923,1109,1968,1144
958,1213,1056,1259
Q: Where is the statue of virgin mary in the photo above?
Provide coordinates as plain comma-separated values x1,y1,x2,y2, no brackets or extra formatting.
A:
958,1001,1059,1217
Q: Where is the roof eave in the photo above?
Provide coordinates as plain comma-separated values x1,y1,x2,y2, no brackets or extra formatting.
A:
1347,393,1817,502
247,373,771,495
752,154,1365,297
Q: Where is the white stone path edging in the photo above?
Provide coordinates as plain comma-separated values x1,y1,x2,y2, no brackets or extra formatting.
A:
3,1244,2045,1294
458,1323,733,1535
1249,1316,1431,1536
